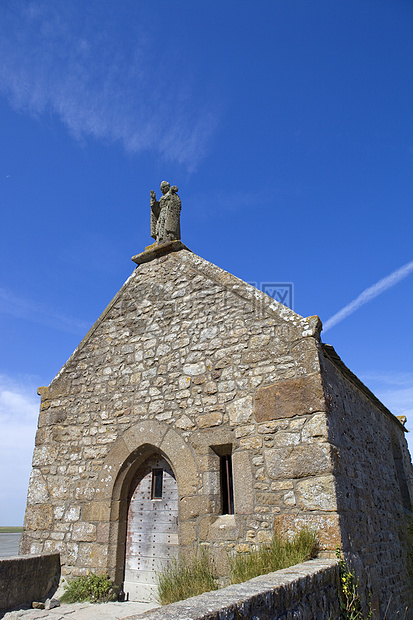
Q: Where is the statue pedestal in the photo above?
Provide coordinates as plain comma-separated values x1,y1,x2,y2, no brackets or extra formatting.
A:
131,240,191,265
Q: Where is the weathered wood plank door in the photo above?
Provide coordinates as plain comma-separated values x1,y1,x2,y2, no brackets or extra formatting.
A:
123,455,178,602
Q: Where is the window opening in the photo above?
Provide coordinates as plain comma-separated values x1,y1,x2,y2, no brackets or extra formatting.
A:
151,468,163,499
220,455,234,515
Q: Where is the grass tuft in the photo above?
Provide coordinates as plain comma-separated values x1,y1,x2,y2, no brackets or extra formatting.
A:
229,528,318,584
157,549,218,605
157,529,318,605
60,573,118,604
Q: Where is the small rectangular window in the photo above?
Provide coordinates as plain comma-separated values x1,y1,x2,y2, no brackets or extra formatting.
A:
220,455,234,515
151,469,163,499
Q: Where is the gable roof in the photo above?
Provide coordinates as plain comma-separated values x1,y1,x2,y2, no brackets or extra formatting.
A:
45,247,321,392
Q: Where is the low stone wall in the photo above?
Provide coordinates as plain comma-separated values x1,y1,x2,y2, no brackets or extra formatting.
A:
133,558,339,620
0,554,60,612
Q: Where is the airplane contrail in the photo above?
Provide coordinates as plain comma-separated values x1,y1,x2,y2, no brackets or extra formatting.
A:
323,260,413,333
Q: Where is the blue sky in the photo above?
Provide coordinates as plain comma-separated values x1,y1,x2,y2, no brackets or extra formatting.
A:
0,0,412,525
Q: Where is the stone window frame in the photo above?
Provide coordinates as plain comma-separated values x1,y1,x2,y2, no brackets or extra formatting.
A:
211,444,234,515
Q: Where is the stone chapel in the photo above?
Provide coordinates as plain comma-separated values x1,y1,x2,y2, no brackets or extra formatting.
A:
20,185,413,615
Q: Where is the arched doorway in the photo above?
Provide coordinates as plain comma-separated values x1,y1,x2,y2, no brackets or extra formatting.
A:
123,453,178,602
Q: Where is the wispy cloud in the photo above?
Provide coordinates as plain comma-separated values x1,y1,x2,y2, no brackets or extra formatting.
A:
361,371,413,388
0,287,91,335
376,386,413,420
360,371,413,451
0,375,39,525
323,260,413,333
0,1,220,169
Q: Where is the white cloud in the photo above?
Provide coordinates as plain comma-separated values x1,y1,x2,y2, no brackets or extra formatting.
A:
374,386,413,422
0,1,220,170
0,286,91,335
0,375,39,525
361,371,413,417
361,371,413,388
360,371,413,455
323,260,413,332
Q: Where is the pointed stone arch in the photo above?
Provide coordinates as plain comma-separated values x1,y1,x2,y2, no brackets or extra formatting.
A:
124,451,178,601
89,420,200,585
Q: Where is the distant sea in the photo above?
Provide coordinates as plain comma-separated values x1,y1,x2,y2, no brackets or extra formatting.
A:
0,532,22,557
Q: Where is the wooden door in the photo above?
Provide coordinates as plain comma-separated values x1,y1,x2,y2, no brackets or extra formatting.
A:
123,455,178,602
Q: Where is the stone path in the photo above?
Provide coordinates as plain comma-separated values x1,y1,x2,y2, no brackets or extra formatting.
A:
1,601,158,620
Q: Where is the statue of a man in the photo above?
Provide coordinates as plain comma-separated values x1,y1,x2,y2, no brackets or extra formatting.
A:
150,181,181,243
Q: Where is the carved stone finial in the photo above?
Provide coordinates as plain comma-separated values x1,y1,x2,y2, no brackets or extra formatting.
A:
150,181,181,244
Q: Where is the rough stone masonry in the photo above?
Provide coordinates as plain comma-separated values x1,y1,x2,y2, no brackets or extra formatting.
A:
20,189,413,617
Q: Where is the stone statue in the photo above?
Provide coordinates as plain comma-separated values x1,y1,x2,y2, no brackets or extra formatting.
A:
150,181,181,244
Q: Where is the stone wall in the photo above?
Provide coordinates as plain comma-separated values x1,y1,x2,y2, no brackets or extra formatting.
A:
0,554,60,612
132,558,340,620
320,344,413,618
20,249,337,582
